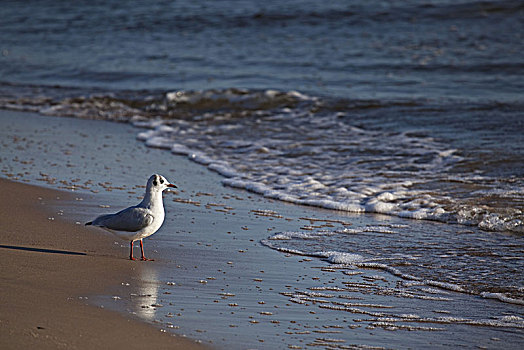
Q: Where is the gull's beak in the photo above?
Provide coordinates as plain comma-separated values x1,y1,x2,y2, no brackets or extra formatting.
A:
167,183,178,189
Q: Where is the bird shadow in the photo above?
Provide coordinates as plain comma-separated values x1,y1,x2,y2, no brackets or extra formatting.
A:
0,244,86,256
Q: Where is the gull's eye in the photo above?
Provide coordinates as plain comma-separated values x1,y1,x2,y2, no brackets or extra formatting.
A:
160,178,164,184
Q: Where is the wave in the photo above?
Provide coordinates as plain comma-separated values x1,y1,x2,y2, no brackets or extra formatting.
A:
0,84,522,234
261,228,524,306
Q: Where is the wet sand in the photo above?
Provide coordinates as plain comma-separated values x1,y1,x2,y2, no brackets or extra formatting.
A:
0,178,204,349
1,109,523,349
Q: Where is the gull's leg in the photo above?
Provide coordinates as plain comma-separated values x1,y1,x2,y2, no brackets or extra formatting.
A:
140,239,154,261
129,241,136,260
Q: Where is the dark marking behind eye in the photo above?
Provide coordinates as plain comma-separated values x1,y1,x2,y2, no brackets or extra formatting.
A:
153,180,158,186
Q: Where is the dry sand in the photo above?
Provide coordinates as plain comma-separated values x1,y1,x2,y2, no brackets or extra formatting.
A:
0,178,204,349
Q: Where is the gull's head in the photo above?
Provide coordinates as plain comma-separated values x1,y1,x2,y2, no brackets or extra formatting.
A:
147,174,177,192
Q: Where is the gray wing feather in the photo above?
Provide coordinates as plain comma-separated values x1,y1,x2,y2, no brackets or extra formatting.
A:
91,206,153,232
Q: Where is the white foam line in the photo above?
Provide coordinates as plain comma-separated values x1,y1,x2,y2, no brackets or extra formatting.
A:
481,292,524,306
264,237,524,307
361,315,524,329
260,241,365,265
423,280,469,294
352,265,524,306
259,241,308,257
356,262,421,281
134,123,524,234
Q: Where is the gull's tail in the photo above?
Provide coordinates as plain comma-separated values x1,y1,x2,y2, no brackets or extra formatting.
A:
85,221,92,226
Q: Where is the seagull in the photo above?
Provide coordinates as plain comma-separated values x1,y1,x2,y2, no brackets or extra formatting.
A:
86,174,177,261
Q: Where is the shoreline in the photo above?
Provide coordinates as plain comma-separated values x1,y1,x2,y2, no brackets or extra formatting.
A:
0,178,204,349
1,109,523,349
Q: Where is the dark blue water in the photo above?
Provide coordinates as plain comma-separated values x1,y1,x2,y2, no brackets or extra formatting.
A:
1,0,523,98
1,0,523,233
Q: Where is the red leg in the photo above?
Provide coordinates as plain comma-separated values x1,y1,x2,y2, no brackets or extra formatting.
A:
140,239,154,261
129,241,136,260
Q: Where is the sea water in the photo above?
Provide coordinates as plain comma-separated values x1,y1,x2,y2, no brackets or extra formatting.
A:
1,0,522,233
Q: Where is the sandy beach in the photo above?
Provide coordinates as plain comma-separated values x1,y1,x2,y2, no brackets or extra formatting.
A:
1,109,523,349
0,177,205,349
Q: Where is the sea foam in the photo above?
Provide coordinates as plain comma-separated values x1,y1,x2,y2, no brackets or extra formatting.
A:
127,90,523,235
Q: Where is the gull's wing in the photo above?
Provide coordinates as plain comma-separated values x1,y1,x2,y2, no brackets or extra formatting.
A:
91,206,154,232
